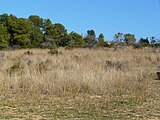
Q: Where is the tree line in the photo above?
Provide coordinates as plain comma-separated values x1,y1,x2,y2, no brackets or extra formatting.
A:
0,13,160,49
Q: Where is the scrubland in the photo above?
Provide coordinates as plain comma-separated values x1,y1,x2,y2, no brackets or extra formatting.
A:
0,47,160,120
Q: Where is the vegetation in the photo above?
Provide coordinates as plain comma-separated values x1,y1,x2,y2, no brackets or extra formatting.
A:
0,47,160,119
0,13,160,119
0,24,10,49
0,13,160,50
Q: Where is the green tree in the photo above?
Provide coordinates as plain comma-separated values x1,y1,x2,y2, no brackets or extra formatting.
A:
0,24,10,49
150,37,160,48
67,32,85,47
150,36,156,44
87,30,96,38
10,18,33,47
13,34,30,46
0,14,17,27
139,37,150,47
45,23,67,46
28,15,50,33
98,33,105,46
114,32,124,42
0,14,17,39
28,15,48,47
28,15,43,27
0,13,9,25
42,19,52,33
124,33,136,45
29,26,44,47
113,32,125,50
84,29,97,47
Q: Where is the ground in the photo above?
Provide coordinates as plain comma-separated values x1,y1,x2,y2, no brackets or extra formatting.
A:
0,47,160,119
0,80,159,120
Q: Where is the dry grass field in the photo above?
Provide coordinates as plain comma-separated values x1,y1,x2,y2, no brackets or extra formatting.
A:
0,47,160,120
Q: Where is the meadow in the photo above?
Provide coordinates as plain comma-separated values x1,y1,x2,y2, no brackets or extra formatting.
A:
0,47,159,120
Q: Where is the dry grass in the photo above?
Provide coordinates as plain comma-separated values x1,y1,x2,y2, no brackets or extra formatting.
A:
0,47,160,119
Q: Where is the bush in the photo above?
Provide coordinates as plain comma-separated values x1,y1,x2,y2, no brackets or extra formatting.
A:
23,51,33,55
0,52,5,62
7,62,23,76
65,46,74,50
132,43,143,49
48,49,62,55
105,60,129,72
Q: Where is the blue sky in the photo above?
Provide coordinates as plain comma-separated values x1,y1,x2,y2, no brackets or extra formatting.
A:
0,0,160,41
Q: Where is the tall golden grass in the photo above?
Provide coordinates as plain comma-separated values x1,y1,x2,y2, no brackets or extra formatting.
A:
0,47,159,102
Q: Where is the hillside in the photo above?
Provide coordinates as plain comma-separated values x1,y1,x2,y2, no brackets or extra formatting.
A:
0,47,160,119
